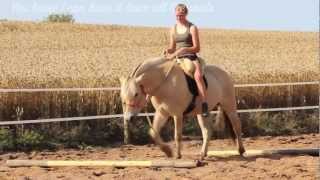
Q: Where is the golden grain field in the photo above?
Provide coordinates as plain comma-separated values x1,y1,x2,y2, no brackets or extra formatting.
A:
0,21,318,121
0,21,318,146
0,21,318,89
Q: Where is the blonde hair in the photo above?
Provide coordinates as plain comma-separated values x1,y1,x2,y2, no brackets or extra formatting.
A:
175,4,188,15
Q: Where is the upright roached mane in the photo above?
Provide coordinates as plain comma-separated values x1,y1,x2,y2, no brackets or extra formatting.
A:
130,57,168,78
130,62,143,78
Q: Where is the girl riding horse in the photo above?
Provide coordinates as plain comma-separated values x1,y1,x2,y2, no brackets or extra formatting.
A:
165,4,209,117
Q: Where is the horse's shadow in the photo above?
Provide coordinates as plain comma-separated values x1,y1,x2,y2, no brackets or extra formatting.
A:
203,154,295,163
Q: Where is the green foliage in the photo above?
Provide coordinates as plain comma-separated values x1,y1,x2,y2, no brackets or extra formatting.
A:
44,13,75,23
0,128,15,151
0,111,317,151
256,113,294,135
129,118,152,144
241,111,318,137
16,130,44,150
183,118,200,136
295,114,319,133
49,120,124,148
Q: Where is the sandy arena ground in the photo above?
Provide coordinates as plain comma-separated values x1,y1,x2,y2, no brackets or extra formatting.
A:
0,133,319,180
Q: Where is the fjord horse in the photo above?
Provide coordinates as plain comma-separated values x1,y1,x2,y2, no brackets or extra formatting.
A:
120,57,245,159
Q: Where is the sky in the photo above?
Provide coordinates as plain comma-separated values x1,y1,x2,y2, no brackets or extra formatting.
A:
0,0,319,32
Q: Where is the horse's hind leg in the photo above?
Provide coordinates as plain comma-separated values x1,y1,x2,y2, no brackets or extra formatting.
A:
197,114,212,160
149,110,172,157
222,105,246,156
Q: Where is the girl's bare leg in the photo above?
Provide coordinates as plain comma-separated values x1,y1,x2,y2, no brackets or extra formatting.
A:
193,61,209,117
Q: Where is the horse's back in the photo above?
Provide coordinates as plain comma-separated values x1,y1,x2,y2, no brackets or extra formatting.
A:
204,65,237,104
205,65,234,87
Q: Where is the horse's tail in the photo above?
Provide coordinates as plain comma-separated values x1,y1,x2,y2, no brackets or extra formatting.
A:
215,106,236,143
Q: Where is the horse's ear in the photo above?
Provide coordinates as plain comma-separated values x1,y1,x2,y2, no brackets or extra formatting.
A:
119,76,128,85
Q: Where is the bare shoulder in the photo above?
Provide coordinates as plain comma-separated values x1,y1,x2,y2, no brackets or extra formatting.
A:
190,24,198,33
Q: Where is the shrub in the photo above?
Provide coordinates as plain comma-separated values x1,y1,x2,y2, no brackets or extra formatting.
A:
16,129,44,150
44,13,75,23
0,128,15,151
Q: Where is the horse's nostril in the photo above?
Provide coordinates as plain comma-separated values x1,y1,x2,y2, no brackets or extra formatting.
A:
134,93,138,97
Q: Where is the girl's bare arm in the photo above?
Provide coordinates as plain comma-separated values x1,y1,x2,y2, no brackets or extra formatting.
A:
166,26,176,54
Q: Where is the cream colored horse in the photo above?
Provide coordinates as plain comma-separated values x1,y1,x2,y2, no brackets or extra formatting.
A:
120,57,245,159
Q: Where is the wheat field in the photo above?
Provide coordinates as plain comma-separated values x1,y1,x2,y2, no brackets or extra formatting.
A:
0,21,318,147
0,21,318,89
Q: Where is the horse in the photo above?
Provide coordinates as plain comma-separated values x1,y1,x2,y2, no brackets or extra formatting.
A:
120,57,245,160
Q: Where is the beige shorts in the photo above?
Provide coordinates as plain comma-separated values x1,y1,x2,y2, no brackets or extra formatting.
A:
176,57,206,78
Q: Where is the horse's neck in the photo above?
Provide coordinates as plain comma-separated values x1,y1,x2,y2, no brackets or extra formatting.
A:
134,57,166,76
135,58,174,95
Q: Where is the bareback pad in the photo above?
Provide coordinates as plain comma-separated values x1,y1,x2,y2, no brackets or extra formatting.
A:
176,57,208,115
176,57,206,78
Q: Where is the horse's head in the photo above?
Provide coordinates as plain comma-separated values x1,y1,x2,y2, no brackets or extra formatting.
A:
120,75,147,121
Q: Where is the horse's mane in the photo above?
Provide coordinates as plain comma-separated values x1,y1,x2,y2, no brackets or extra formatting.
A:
131,56,170,78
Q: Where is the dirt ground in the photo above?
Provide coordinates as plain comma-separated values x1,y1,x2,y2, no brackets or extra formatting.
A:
0,133,319,180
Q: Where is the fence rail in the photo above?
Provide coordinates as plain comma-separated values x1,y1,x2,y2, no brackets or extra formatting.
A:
0,81,318,93
0,106,318,126
234,81,319,87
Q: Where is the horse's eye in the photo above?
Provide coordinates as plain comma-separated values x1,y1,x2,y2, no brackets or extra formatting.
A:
134,93,138,97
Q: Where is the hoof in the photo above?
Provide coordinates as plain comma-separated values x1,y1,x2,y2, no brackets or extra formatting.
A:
196,160,207,167
175,153,182,159
199,152,206,161
239,147,246,156
160,145,173,157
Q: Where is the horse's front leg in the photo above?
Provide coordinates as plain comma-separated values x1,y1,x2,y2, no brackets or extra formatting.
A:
149,110,172,157
173,115,183,159
197,114,212,160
